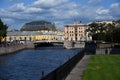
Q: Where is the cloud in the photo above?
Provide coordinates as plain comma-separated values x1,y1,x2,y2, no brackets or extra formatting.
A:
0,0,120,29
25,7,42,13
32,0,68,8
8,3,25,12
9,0,19,1
96,8,109,15
88,0,103,6
95,7,113,20
88,0,102,3
2,18,14,24
0,8,30,19
110,3,120,19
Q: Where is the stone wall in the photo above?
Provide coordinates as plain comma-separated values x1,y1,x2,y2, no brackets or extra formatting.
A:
25,42,35,49
63,41,85,49
0,42,34,55
74,42,85,48
41,50,85,80
63,41,74,49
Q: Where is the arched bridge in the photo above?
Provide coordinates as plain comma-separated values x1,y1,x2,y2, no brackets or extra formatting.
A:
34,40,63,43
34,40,64,48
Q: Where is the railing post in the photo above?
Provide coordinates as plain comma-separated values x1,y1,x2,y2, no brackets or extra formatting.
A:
41,71,44,79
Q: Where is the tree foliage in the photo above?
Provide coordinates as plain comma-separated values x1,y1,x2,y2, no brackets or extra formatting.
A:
0,19,8,43
88,22,106,41
112,27,120,43
88,22,120,43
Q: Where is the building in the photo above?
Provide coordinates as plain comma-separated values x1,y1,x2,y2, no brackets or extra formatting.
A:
5,20,64,42
21,20,56,31
64,22,87,41
5,31,59,42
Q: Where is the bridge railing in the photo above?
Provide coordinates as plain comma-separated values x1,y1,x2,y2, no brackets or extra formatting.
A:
34,40,64,43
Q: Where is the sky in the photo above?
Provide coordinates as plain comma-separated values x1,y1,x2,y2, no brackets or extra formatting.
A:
0,0,120,30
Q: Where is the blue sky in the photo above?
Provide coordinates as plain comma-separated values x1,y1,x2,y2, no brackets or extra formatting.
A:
0,0,120,30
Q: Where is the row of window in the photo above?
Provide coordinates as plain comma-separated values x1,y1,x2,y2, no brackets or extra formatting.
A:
66,27,84,30
68,34,84,36
66,31,84,33
8,37,32,41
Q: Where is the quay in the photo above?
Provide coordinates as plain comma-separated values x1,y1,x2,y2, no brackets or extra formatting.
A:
0,42,34,55
0,40,84,55
65,55,91,80
40,49,85,80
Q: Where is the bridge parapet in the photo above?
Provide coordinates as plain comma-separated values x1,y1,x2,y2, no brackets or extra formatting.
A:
34,40,63,43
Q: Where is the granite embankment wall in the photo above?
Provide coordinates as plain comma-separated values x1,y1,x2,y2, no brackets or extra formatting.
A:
41,50,85,80
0,42,34,55
64,41,85,49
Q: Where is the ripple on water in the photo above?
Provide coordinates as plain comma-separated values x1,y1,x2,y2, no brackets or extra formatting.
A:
0,48,80,80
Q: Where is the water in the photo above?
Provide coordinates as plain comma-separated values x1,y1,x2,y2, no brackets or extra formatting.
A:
0,46,80,80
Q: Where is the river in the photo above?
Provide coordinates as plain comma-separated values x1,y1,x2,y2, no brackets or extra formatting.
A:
0,46,81,80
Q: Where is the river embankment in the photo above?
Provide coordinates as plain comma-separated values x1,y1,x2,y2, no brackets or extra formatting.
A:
0,42,34,56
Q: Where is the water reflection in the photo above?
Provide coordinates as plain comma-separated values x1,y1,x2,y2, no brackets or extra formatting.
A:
0,46,80,80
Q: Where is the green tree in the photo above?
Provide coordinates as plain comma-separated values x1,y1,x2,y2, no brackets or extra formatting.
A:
105,23,115,42
88,22,98,34
88,22,106,41
0,19,8,43
88,22,98,40
112,27,120,43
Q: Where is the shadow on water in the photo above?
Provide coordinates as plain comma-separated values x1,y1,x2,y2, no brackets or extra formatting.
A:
0,45,81,80
35,45,65,50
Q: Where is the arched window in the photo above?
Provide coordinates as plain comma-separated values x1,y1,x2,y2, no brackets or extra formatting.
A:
24,37,26,41
9,37,12,42
29,37,32,41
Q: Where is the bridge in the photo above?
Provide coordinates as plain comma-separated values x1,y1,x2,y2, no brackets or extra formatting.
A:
34,40,63,43
33,40,64,48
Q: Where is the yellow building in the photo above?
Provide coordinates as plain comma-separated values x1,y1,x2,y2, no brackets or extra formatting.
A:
5,20,64,42
97,21,113,24
5,31,59,42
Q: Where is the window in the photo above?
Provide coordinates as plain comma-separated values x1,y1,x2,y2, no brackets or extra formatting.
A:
24,37,26,41
9,37,12,41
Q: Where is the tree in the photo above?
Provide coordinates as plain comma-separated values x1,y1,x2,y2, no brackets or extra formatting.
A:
0,19,8,43
105,23,115,42
88,22,106,41
112,27,120,44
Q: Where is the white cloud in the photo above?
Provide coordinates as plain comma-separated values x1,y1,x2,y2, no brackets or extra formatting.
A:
9,0,19,2
8,3,25,12
110,3,120,19
2,18,14,24
88,0,102,3
25,7,42,13
32,0,68,8
96,8,109,15
1,0,120,29
95,7,114,20
111,3,120,7
0,8,32,20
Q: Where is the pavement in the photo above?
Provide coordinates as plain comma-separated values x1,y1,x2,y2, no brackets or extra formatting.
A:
65,55,91,80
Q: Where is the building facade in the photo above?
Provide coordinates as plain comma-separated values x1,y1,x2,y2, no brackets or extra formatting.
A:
5,20,64,42
5,31,60,42
21,20,56,31
64,22,87,41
